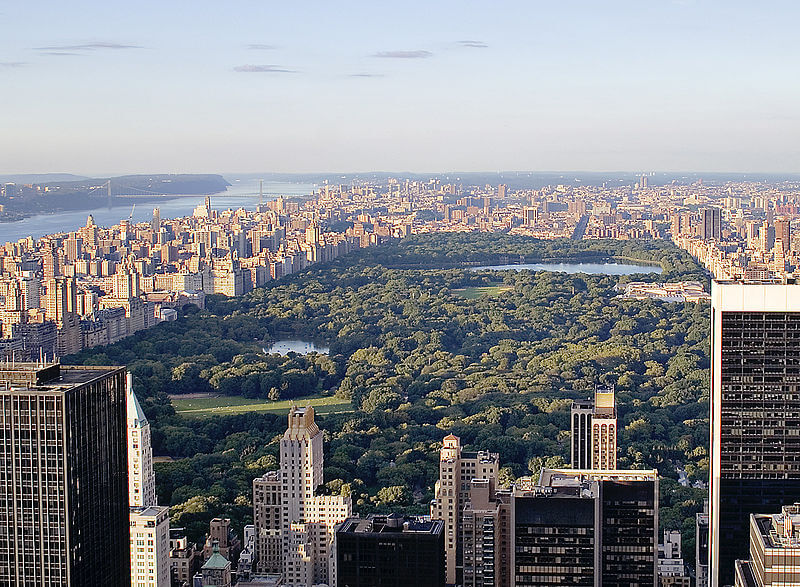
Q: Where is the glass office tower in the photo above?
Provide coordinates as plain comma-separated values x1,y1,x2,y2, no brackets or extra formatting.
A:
0,363,129,586
710,282,800,586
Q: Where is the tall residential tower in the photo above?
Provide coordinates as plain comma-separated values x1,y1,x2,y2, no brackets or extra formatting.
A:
571,384,618,471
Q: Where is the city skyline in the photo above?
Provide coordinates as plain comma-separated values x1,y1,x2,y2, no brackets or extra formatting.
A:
4,2,800,174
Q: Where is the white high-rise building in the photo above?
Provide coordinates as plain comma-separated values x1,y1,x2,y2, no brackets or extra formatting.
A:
130,506,171,587
253,406,351,586
127,373,169,587
127,373,156,507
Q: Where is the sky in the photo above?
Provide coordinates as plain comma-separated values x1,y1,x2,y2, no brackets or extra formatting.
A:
2,0,800,175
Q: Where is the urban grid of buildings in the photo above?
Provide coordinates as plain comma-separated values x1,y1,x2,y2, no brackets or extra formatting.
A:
4,176,800,585
7,174,800,361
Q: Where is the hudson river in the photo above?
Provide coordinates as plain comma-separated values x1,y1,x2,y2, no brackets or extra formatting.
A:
0,176,316,244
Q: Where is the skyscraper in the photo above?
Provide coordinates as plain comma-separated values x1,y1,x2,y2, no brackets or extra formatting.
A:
127,373,156,507
151,207,161,235
570,385,618,470
126,373,169,587
335,515,445,587
571,398,593,469
513,469,659,586
460,478,512,587
774,218,791,254
710,281,800,586
252,406,351,586
430,434,500,585
42,276,82,356
701,208,722,241
0,362,130,586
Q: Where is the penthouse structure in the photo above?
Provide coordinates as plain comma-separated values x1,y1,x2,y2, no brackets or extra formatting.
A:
0,362,130,586
734,503,800,586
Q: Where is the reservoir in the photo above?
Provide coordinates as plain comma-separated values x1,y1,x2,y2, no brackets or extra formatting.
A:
264,340,330,355
470,262,662,275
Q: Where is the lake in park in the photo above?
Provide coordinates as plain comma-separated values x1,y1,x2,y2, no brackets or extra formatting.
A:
470,262,662,275
264,340,330,355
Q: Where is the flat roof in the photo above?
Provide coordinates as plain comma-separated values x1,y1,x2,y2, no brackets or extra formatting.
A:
0,363,124,394
338,516,443,536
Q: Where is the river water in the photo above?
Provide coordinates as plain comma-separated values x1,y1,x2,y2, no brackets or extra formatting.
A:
0,175,317,244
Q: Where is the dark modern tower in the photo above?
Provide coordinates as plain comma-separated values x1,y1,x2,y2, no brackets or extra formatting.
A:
513,469,659,587
701,208,722,241
710,281,800,586
335,515,445,587
570,398,593,469
0,362,130,586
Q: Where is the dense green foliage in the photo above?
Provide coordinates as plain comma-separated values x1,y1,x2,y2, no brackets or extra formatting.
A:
70,234,710,559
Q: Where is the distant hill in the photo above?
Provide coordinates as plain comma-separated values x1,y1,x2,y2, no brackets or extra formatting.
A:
40,174,231,195
1,173,230,221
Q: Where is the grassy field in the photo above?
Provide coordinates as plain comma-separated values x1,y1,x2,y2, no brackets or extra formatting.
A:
452,284,513,299
170,394,353,418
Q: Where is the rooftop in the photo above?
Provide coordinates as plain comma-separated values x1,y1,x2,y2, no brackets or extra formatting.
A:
538,468,658,487
0,362,124,393
338,515,443,536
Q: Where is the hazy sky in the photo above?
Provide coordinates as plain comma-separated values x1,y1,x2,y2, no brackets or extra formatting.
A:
3,1,800,174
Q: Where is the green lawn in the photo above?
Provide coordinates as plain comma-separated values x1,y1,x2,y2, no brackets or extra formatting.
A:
452,284,513,299
170,394,353,418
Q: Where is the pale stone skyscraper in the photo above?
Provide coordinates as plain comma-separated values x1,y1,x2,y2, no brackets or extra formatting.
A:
281,406,351,587
252,406,351,586
127,372,156,507
431,434,500,586
127,373,169,586
130,505,171,587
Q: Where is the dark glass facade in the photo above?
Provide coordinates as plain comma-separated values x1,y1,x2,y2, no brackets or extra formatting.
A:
0,364,129,586
600,479,657,586
336,516,445,587
515,473,658,587
570,399,593,469
716,311,800,585
514,496,595,586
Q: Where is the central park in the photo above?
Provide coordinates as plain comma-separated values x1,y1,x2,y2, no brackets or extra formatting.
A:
69,232,710,560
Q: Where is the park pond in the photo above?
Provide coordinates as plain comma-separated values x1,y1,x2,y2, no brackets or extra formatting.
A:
263,339,330,355
470,261,662,275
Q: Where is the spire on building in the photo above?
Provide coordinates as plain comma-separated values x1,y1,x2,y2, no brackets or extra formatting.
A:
127,373,156,507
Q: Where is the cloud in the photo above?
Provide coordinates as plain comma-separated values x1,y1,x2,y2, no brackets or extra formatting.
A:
372,50,432,59
233,64,296,73
350,73,385,78
33,42,142,51
246,44,278,50
458,40,488,48
40,52,83,57
0,61,26,68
